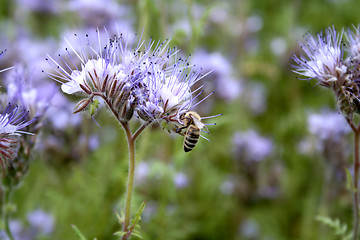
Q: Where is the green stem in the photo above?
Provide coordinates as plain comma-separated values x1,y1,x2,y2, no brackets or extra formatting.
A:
123,129,135,237
121,122,149,240
2,187,14,240
101,93,150,238
353,128,360,240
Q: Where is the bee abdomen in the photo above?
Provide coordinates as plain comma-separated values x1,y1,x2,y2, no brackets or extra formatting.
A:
184,127,200,152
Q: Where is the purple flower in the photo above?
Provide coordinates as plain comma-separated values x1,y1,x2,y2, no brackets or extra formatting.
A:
6,65,56,120
239,219,259,238
67,0,128,27
220,176,235,195
135,161,150,184
346,25,360,61
27,209,55,235
270,37,288,56
191,50,241,102
136,57,204,122
293,27,347,87
16,0,60,14
46,93,82,129
0,50,14,73
0,104,36,171
246,15,263,33
46,28,212,130
173,172,189,189
292,26,360,118
233,130,273,162
242,82,267,115
307,110,350,141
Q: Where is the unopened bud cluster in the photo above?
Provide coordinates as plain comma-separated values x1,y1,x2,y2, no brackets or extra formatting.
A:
46,31,205,129
293,26,360,120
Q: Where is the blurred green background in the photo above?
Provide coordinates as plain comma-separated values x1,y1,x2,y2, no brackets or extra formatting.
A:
1,0,360,239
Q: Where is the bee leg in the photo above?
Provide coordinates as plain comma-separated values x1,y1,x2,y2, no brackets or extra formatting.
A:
176,126,187,133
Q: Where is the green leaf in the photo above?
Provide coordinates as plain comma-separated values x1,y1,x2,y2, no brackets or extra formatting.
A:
316,215,353,240
114,231,127,237
132,201,147,227
115,210,124,225
71,225,88,240
345,168,356,193
89,99,100,117
131,231,144,239
160,121,171,133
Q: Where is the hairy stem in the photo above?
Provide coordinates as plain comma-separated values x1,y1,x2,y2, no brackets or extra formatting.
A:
123,123,135,237
121,122,149,240
353,128,360,240
99,93,149,238
2,187,14,240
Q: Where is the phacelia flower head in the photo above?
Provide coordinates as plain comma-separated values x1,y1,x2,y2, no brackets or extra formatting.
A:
346,25,360,62
6,64,55,122
46,28,213,130
293,26,347,88
136,57,205,123
293,26,360,119
46,29,136,121
0,104,36,172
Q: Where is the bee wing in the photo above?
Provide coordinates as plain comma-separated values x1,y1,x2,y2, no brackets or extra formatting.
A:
190,114,205,129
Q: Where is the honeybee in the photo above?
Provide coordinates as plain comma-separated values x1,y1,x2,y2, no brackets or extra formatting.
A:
176,111,208,152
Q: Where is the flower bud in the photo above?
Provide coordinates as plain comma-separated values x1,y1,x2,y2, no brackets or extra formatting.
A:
73,98,91,114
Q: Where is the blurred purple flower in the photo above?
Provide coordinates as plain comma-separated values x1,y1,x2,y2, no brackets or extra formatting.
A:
16,0,60,14
78,134,100,151
233,130,273,162
68,0,130,27
4,35,58,79
270,37,288,56
246,15,263,33
220,177,235,195
191,50,241,102
239,219,259,238
46,93,82,129
135,161,150,184
0,210,54,240
173,172,189,189
242,82,267,115
6,65,56,119
27,209,55,235
307,110,350,141
0,220,24,240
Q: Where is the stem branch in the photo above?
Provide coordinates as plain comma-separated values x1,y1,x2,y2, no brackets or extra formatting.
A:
101,95,149,239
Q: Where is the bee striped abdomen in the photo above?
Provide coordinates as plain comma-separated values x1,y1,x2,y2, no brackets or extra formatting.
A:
184,126,200,152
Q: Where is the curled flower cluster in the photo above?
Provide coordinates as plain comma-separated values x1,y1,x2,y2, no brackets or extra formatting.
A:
0,104,36,173
293,26,360,119
46,30,208,131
